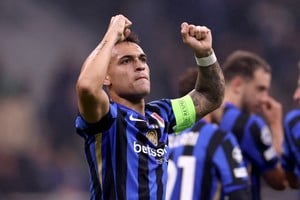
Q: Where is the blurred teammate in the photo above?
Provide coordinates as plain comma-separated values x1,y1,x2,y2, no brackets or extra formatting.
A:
209,50,287,200
75,14,225,199
166,68,251,200
282,61,300,189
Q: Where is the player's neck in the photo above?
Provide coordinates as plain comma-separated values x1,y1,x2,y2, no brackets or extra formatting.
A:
224,90,241,109
112,95,146,115
210,106,224,124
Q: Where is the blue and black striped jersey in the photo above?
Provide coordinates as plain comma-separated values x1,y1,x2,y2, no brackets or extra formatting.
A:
282,109,300,180
75,99,177,200
219,103,278,200
166,120,250,200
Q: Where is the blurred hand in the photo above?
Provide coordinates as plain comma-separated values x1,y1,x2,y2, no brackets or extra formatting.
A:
260,96,282,126
260,96,284,155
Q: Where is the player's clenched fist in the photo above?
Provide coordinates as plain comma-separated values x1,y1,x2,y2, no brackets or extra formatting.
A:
181,22,213,58
107,14,132,43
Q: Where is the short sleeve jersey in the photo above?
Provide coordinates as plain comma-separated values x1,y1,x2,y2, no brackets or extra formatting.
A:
75,97,195,200
219,103,278,200
166,120,250,200
282,109,300,180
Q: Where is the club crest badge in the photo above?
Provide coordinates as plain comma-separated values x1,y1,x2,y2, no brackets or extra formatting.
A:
146,130,158,146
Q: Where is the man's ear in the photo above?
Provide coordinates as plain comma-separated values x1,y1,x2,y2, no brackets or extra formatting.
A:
231,76,244,93
103,75,111,86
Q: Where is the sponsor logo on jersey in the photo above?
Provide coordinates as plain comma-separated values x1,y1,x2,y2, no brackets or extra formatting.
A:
133,141,168,158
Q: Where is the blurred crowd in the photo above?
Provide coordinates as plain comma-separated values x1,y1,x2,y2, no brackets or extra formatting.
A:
0,55,89,199
0,0,299,199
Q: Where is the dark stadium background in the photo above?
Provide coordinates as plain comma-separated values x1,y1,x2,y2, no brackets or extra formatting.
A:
0,0,299,199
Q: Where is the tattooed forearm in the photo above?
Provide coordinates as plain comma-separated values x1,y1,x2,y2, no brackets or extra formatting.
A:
191,62,225,119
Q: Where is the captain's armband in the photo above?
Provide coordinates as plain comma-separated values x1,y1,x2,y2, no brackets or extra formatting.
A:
171,95,196,134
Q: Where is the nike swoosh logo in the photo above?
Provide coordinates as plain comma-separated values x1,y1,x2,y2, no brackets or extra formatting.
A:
129,114,146,122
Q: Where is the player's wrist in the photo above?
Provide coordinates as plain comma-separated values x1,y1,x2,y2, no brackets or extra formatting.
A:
195,50,217,67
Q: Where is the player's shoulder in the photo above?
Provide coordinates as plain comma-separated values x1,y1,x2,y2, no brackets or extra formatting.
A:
247,113,266,126
224,102,250,119
285,109,300,123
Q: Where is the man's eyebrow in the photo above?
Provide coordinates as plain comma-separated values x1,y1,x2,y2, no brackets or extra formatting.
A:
139,53,147,59
119,53,147,59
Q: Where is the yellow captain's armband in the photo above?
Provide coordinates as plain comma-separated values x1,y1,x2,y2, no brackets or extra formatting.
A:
171,95,196,134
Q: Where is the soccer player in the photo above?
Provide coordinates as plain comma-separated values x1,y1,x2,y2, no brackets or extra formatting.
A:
166,68,251,200
75,14,225,199
211,50,287,200
282,61,300,189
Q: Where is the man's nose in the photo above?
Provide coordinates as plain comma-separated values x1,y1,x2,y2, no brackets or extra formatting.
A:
134,60,145,71
293,90,300,102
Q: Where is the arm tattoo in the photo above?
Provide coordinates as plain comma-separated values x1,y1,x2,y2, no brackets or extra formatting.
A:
192,62,225,119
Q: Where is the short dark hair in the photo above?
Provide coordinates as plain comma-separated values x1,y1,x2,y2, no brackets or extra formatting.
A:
222,50,271,83
178,67,198,96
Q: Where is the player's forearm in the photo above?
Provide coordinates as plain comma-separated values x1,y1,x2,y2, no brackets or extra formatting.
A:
76,34,117,122
77,36,116,92
269,124,284,155
194,61,225,112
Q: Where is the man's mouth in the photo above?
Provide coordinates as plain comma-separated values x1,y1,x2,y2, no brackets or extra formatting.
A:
135,75,148,81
